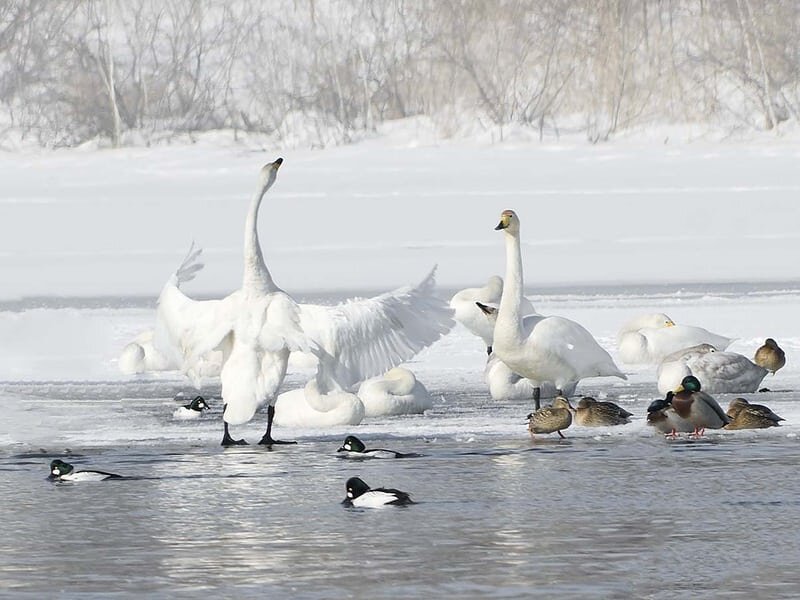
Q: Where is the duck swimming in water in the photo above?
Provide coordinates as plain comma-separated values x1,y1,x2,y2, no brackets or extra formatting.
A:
48,459,122,482
342,476,413,508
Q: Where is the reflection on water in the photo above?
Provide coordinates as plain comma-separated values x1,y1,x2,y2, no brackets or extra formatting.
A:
2,429,800,598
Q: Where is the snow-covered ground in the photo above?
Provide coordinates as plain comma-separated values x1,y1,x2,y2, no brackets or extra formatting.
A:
1,130,799,300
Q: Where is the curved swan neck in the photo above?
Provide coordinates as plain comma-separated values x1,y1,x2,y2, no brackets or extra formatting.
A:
243,183,277,293
385,368,415,394
496,230,524,344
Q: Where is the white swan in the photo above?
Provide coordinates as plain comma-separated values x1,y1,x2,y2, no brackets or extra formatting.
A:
272,268,452,426
484,353,576,401
160,159,313,446
477,304,577,400
273,380,364,427
140,161,453,437
118,245,222,377
450,275,538,354
450,276,537,354
657,344,768,395
492,209,626,408
617,313,734,365
357,367,432,417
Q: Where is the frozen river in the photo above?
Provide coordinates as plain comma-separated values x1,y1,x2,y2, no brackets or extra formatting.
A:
1,283,798,598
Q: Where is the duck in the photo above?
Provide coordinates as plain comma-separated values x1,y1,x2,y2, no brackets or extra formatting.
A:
646,392,695,437
492,210,626,410
356,367,432,417
173,395,210,420
571,397,632,426
336,435,419,459
668,375,730,436
617,313,734,365
657,344,768,395
273,380,364,427
48,459,122,482
724,397,784,430
342,476,413,508
754,338,786,375
449,276,537,354
526,397,573,439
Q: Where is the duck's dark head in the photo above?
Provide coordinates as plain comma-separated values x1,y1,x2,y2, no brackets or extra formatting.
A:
187,396,210,411
345,476,371,501
338,435,366,453
49,459,73,480
647,391,674,413
676,375,702,394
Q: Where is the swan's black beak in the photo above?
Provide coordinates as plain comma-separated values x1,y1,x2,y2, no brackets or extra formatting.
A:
494,220,508,230
476,302,495,315
274,157,283,168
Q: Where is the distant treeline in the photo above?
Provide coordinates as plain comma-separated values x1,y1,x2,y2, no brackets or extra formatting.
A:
1,0,798,148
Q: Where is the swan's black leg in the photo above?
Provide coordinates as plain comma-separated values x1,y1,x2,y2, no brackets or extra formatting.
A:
258,405,297,446
533,387,541,411
486,345,493,356
221,421,248,446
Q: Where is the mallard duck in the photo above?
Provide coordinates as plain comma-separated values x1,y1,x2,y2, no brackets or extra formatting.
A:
526,397,573,439
724,398,784,430
572,397,632,426
646,392,694,437
753,338,786,375
669,375,730,436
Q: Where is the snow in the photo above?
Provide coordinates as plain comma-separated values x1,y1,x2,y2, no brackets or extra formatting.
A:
1,129,799,449
1,129,799,300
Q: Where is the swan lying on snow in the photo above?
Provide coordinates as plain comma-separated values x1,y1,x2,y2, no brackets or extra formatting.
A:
617,313,734,365
657,344,768,395
357,367,432,417
450,276,536,354
492,209,626,409
273,380,364,427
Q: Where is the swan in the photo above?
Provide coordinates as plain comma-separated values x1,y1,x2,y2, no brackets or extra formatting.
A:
119,244,222,377
479,305,577,401
273,380,364,427
484,352,576,401
143,161,453,439
162,158,313,446
657,344,768,395
617,313,734,365
356,367,432,417
449,276,536,354
492,209,626,409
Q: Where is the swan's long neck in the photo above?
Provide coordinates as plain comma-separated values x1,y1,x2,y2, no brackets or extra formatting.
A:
496,230,524,346
242,184,277,293
385,368,415,395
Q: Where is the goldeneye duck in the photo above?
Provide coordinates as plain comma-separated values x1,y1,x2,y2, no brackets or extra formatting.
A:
336,435,419,459
173,395,210,420
48,459,122,482
342,476,413,508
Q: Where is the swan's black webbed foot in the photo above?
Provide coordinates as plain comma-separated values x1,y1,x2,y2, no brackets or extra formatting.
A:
257,435,296,446
221,423,248,446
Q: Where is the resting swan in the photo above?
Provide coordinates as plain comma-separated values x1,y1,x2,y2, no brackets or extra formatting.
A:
617,313,734,365
357,367,432,417
657,344,768,395
492,210,626,409
449,276,536,354
273,380,364,427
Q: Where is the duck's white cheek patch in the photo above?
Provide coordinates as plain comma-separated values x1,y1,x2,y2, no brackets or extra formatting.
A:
347,491,353,498
567,344,575,350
